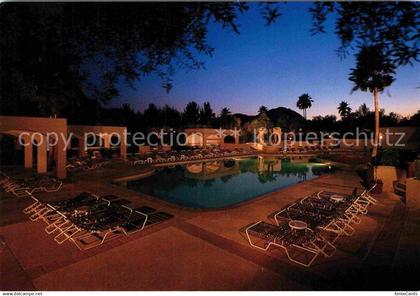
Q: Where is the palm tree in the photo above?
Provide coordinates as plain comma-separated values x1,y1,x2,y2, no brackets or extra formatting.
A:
296,93,313,119
258,105,268,115
337,101,352,118
349,45,395,158
220,107,231,118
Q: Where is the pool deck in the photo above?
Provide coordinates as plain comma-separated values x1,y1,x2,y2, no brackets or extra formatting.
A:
1,161,419,291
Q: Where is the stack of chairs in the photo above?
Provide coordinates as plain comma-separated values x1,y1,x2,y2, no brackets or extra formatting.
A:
128,147,252,166
244,185,377,267
23,192,173,250
0,172,62,198
245,220,336,268
67,156,111,172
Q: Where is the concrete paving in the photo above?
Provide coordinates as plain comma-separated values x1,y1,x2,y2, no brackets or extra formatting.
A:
0,163,419,291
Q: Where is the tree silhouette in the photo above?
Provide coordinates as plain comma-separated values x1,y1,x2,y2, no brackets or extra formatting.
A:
357,103,370,117
349,45,395,158
258,105,268,115
183,101,200,127
143,104,160,128
219,107,233,129
296,94,313,120
337,101,352,118
199,102,214,126
311,2,419,66
1,3,280,117
311,2,418,156
161,105,182,128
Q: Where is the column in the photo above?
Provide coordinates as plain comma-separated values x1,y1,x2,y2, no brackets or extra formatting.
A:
120,140,127,160
78,136,87,157
23,135,33,169
103,134,110,148
35,134,47,174
202,131,207,148
234,133,239,144
120,132,127,159
56,134,67,179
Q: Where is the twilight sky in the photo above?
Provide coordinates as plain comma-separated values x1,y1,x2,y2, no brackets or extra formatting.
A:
111,2,419,118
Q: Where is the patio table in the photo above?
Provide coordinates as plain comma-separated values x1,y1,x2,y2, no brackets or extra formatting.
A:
330,194,345,202
289,220,308,230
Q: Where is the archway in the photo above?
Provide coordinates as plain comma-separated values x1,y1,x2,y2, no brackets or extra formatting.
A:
0,134,23,166
0,116,67,179
187,133,203,147
186,163,203,174
67,136,80,158
205,161,221,173
86,134,105,148
224,135,235,144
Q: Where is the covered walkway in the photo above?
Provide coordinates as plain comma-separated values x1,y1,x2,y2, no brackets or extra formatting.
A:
68,125,127,160
0,116,67,179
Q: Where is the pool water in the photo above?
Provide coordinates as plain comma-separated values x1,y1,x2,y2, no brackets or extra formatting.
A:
126,157,337,209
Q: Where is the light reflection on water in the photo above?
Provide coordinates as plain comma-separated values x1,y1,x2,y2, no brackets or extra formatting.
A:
126,157,337,209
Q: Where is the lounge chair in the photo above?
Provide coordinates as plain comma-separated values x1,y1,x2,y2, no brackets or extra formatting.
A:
316,185,377,215
67,203,134,249
245,220,336,267
23,194,42,214
28,192,101,223
274,201,355,238
120,208,151,234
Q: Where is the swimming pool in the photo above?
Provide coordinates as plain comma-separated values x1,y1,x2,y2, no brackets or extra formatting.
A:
125,157,337,209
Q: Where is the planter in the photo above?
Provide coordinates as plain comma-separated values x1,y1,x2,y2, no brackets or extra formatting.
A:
415,159,420,179
406,178,420,209
373,165,398,192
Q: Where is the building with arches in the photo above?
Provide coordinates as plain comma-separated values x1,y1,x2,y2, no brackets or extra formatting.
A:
0,116,68,179
68,125,127,159
0,116,128,179
185,128,239,147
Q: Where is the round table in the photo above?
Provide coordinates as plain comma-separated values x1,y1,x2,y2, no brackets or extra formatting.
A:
288,220,308,230
330,194,344,202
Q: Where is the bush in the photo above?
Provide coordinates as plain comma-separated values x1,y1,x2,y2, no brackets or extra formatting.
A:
378,148,400,166
99,148,113,159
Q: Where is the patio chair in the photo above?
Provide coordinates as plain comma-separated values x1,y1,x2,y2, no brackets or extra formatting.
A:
9,185,32,197
23,194,42,214
120,208,151,234
316,187,375,215
361,184,378,204
27,177,63,194
28,201,61,222
36,194,104,237
67,203,134,249
30,192,102,223
303,194,362,225
245,220,335,267
4,180,23,193
274,201,355,238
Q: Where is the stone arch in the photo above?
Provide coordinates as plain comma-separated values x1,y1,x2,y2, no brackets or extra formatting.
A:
110,134,120,147
0,133,23,166
186,163,203,174
0,117,68,179
0,130,49,175
205,161,221,173
186,133,203,147
223,135,235,144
